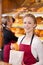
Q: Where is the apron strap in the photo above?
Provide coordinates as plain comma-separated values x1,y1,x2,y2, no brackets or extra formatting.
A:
20,35,26,44
30,34,34,45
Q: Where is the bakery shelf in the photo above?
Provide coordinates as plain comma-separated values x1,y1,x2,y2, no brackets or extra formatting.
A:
35,24,43,30
2,12,43,17
12,25,24,29
12,24,43,30
19,12,43,17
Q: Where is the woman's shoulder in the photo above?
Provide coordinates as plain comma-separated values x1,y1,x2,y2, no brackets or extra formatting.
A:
32,35,42,48
34,35,42,43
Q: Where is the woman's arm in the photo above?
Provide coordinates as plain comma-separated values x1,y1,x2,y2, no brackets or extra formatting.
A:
32,37,43,65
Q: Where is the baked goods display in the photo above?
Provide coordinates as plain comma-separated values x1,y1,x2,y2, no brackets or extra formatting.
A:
2,7,43,42
34,30,43,37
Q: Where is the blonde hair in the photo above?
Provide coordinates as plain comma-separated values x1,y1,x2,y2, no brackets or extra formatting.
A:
23,14,37,24
2,16,15,28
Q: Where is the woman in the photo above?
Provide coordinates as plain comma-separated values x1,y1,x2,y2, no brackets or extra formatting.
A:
17,14,43,65
2,16,18,62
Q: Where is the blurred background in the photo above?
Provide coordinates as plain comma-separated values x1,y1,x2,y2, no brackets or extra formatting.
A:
0,0,43,62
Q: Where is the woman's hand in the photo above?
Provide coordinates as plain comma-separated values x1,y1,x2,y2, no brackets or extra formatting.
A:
10,43,19,50
10,43,15,50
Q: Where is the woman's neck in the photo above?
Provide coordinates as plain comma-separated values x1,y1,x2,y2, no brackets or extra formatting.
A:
26,31,34,38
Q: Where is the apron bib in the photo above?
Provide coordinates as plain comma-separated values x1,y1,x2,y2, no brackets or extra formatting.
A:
19,34,37,65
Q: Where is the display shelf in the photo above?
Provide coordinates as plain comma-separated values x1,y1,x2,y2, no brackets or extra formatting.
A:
2,12,43,17
12,24,43,30
12,22,24,28
35,24,43,30
19,12,43,17
12,24,24,28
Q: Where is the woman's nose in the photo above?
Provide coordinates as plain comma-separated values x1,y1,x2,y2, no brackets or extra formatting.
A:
26,23,29,26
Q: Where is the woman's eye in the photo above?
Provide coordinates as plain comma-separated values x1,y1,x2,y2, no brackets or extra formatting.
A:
24,22,31,24
24,22,26,24
28,22,31,24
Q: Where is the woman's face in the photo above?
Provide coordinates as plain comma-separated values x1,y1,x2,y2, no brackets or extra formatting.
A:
23,17,36,33
8,18,13,27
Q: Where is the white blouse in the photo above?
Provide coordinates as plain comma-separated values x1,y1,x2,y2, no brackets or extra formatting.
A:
17,35,43,65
